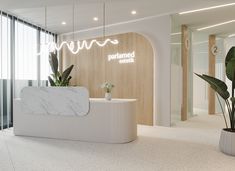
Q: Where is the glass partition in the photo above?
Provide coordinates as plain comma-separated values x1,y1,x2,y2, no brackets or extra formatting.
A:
192,32,209,115
170,19,182,124
192,32,225,115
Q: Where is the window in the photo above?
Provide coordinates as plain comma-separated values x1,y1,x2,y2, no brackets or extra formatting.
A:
15,20,38,80
40,31,55,80
0,15,11,79
0,11,56,130
0,13,11,129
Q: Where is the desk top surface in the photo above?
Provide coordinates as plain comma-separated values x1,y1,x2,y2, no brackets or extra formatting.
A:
89,98,137,103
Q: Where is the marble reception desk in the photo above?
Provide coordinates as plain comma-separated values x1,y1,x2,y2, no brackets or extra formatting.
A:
20,87,90,116
14,87,137,143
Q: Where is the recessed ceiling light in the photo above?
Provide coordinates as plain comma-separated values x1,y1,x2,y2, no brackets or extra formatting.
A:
131,10,137,15
93,17,99,21
197,20,235,31
179,2,235,15
61,21,66,25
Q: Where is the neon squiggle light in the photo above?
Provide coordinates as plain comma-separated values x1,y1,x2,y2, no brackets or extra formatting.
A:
38,39,119,56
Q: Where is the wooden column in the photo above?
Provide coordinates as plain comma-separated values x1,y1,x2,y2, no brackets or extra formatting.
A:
181,25,189,121
208,35,216,115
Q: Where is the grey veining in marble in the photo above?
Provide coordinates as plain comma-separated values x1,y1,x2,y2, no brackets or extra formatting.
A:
20,87,89,116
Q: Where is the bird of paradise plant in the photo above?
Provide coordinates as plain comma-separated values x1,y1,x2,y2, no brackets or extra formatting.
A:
48,53,74,86
196,47,235,132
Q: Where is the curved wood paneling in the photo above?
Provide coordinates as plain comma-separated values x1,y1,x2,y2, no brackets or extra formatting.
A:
62,32,154,125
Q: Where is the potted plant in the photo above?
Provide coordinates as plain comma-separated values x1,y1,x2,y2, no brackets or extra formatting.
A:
196,46,235,156
48,53,74,86
101,82,115,100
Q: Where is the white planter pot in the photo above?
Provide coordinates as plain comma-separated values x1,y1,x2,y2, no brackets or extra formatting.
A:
105,93,112,101
219,129,235,156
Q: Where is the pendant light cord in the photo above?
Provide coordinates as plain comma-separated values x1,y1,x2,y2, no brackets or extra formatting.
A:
45,6,47,45
73,1,75,41
45,6,47,30
103,2,106,40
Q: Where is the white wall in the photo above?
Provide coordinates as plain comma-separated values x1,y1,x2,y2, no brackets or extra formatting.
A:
59,15,171,126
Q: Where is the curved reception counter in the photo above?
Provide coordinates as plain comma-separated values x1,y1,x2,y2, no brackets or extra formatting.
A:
13,87,137,143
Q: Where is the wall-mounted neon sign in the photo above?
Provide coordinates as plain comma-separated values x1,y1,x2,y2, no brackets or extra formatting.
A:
108,51,135,64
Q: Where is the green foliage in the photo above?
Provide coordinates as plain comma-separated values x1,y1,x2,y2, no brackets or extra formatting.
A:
101,82,115,93
48,53,74,86
225,47,235,81
196,46,235,131
195,74,229,100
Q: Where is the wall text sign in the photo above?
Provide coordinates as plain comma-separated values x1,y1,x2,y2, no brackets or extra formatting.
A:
108,51,135,64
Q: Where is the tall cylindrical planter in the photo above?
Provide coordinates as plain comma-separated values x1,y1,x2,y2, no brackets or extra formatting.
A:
219,129,235,156
105,93,112,101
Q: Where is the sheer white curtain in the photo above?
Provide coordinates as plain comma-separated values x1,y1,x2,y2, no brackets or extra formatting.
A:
15,20,37,80
14,20,39,98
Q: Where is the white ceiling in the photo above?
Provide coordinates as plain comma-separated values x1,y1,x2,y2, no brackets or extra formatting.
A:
173,2,235,37
1,0,235,34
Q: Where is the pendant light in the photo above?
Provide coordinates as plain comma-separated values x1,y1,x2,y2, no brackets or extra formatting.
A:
37,6,57,56
46,1,118,55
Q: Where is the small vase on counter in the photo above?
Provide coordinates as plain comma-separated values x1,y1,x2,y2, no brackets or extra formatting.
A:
105,92,112,101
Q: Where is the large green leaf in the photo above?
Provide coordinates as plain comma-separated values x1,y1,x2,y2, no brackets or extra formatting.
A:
225,47,235,81
195,73,230,100
61,65,74,83
49,53,58,76
48,76,56,86
64,76,72,86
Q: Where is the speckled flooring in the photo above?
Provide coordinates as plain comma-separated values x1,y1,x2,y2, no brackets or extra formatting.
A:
0,114,235,171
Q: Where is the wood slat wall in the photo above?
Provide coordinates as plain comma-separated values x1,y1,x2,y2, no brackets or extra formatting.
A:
61,32,154,125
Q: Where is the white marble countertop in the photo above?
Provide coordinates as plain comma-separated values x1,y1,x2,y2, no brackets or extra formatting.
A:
89,98,137,103
20,87,90,116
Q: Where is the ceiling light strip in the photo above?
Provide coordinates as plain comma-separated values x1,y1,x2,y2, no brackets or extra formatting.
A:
179,3,235,15
197,20,235,31
228,34,235,38
171,32,181,36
